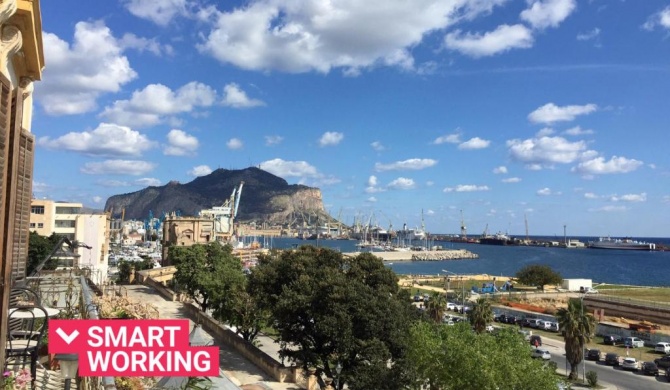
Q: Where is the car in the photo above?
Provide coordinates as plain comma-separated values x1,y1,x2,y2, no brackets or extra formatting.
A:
531,349,551,360
605,352,620,366
506,315,521,325
529,319,544,328
603,335,624,346
580,286,598,294
621,357,639,371
586,349,601,361
624,337,645,348
494,314,507,323
549,322,560,332
641,361,660,376
654,355,670,369
446,302,456,311
540,321,553,330
655,342,670,354
530,335,542,347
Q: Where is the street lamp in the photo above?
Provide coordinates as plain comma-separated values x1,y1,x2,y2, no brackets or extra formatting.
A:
335,362,342,390
55,353,79,390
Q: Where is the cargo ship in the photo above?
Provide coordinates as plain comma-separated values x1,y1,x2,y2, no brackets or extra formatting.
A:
587,237,656,251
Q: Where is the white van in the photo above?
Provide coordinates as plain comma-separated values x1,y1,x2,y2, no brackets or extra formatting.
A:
541,321,553,330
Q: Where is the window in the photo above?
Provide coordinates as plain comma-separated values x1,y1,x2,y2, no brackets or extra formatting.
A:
55,220,75,228
38,223,43,228
29,223,35,228
56,206,80,214
31,205,44,214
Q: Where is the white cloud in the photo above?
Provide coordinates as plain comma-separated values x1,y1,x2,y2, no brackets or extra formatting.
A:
38,123,155,157
164,129,199,156
584,192,599,199
507,136,595,168
119,33,171,55
536,187,552,196
426,181,434,187
493,166,508,174
92,196,103,203
265,135,284,146
432,133,461,145
98,179,130,187
502,177,521,183
589,205,627,213
572,156,644,175
122,0,189,26
425,209,435,216
32,181,50,193
81,160,156,175
197,0,510,74
227,138,244,150
443,184,490,192
222,83,265,108
188,165,213,177
135,178,161,186
375,158,437,172
367,197,378,203
371,141,386,151
576,28,600,41
387,177,416,190
520,0,577,30
259,158,319,179
536,127,554,137
528,103,598,124
101,82,217,127
643,6,670,31
319,132,344,147
444,24,533,58
610,193,647,203
365,175,385,193
563,126,594,136
37,21,137,115
458,137,490,150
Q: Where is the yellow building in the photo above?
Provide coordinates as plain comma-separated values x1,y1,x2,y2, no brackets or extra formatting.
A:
0,0,45,373
29,199,82,239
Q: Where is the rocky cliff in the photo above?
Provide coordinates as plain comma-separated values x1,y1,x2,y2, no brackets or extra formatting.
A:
104,167,330,224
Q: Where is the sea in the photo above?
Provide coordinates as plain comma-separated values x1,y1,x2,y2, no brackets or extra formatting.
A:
261,236,670,287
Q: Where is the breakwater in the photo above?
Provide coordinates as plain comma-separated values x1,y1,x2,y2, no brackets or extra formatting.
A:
344,249,478,262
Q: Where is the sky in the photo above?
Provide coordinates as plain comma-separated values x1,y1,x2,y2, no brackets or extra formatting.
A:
32,0,670,238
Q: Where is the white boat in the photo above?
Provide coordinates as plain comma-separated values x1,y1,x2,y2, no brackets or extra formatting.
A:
588,237,655,251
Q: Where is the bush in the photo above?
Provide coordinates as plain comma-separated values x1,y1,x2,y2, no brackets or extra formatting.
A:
586,370,598,387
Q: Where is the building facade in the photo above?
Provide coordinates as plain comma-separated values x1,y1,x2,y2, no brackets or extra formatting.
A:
0,0,45,374
29,199,82,239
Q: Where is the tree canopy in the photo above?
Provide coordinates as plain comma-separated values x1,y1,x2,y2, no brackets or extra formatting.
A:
405,321,560,390
27,232,62,275
556,298,596,380
515,264,562,291
169,243,245,313
467,297,493,334
248,246,416,390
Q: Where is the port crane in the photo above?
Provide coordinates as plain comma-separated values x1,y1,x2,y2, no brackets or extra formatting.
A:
199,181,244,238
460,210,467,239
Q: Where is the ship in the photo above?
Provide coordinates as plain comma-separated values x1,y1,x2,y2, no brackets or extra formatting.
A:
478,232,519,246
587,237,656,251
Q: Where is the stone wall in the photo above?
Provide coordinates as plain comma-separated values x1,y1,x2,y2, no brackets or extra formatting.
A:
584,296,670,326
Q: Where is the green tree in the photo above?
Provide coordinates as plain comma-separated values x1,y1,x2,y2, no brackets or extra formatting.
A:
467,297,493,334
170,243,245,313
249,246,416,390
405,321,560,390
116,258,154,283
425,292,446,323
515,264,562,291
27,232,62,275
211,278,266,342
556,298,596,380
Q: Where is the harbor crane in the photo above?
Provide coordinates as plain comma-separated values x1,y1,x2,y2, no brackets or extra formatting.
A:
460,210,467,239
199,181,244,237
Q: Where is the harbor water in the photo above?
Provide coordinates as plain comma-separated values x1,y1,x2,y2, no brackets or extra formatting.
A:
266,237,670,287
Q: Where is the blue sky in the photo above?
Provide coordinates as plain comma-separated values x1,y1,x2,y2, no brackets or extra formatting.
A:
33,0,670,237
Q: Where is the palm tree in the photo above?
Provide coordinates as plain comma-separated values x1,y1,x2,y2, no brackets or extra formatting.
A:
426,292,447,323
467,297,493,333
556,298,596,380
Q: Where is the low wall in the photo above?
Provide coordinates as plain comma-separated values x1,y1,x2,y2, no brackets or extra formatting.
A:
584,296,670,326
182,303,301,384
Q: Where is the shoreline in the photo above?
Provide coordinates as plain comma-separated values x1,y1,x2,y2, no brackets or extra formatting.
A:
344,249,479,262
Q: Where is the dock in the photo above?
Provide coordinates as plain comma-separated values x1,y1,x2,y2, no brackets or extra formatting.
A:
343,249,478,262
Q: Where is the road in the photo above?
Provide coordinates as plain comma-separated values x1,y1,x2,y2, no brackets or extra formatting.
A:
540,342,669,390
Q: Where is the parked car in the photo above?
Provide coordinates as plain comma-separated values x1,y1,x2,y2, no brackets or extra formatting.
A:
586,349,601,361
655,342,670,354
529,319,544,328
621,357,639,371
603,335,624,346
641,362,660,376
506,316,521,325
540,321,553,330
580,286,598,294
531,349,551,360
624,337,645,348
654,355,670,369
446,302,456,311
495,314,507,323
605,352,620,366
530,335,542,347
549,322,560,332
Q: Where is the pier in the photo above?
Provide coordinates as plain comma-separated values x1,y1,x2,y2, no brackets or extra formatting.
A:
344,249,478,262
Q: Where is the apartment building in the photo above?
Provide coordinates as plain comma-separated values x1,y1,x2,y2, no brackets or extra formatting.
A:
29,199,110,284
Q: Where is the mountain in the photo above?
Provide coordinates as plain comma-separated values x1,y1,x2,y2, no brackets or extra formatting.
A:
104,167,331,225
